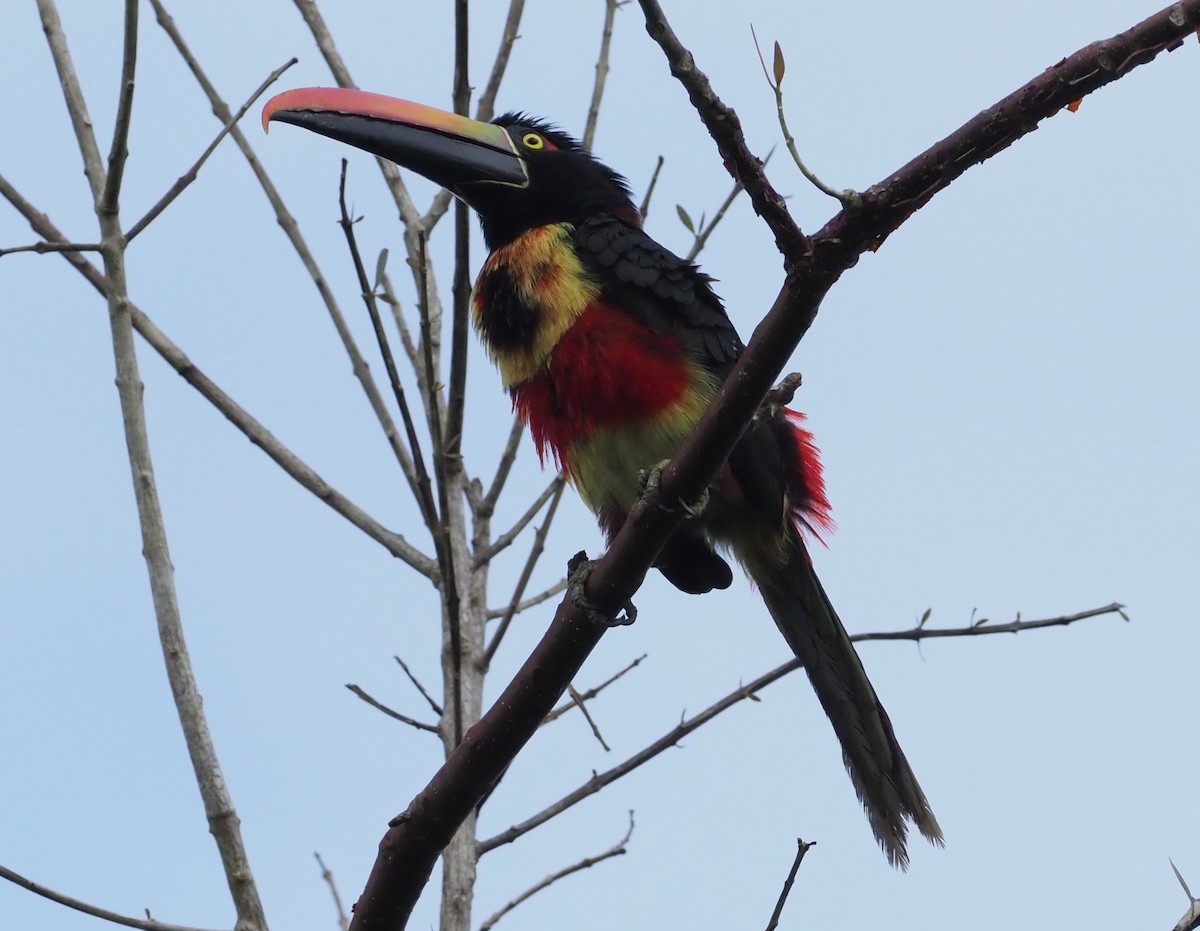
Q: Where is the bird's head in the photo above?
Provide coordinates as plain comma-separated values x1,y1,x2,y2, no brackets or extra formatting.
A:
262,88,639,247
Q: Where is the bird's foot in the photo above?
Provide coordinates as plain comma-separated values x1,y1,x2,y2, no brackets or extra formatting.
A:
567,551,637,628
637,459,709,519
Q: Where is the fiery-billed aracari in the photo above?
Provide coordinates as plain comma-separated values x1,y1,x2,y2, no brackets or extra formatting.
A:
263,88,942,867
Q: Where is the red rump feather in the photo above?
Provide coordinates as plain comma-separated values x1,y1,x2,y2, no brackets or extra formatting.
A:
783,409,834,542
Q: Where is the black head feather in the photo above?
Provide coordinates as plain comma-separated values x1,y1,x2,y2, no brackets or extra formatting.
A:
464,113,639,247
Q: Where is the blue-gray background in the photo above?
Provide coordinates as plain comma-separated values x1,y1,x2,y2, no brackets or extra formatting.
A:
2,2,1197,929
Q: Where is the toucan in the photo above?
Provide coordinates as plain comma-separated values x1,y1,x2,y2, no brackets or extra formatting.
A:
263,88,943,867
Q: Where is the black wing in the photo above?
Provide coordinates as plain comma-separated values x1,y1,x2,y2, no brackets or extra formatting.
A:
573,214,742,376
574,214,798,590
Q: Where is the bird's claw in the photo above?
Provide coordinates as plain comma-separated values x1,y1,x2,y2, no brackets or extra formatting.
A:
567,551,637,628
637,459,709,519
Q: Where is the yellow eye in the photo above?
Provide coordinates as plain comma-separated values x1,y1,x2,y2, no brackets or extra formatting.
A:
521,132,545,150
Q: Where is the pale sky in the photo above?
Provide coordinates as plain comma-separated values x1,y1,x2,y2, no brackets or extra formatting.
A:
3,2,1198,929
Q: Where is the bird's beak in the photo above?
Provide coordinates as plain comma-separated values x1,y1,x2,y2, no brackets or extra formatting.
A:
262,88,528,192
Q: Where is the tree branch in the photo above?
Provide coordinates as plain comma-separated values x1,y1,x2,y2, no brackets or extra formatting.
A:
314,853,351,931
485,579,567,621
395,655,443,717
582,0,623,151
477,812,634,931
477,603,1123,854
542,653,647,725
474,475,565,567
346,684,440,734
483,482,566,666
763,839,814,931
0,863,218,931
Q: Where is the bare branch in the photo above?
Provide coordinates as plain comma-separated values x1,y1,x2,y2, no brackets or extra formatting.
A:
853,602,1126,644
99,0,138,214
127,57,298,241
485,579,567,621
35,0,104,202
337,162,440,523
478,813,634,931
0,240,100,257
683,150,772,263
0,862,218,931
484,481,567,666
582,0,623,151
475,475,565,567
395,655,444,717
638,155,664,219
0,174,436,577
479,603,1123,854
314,853,351,931
542,653,647,725
763,839,814,931
476,0,526,122
346,684,440,735
565,683,611,751
415,233,465,748
478,656,798,855
481,415,527,516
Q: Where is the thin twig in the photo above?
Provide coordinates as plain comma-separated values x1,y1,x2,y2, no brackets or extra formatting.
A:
0,240,100,257
394,655,443,717
751,27,855,207
313,853,350,931
582,0,623,151
481,415,527,517
99,0,138,215
566,683,611,751
478,603,1125,854
486,579,568,621
684,149,773,262
475,475,565,567
337,161,440,523
478,813,635,931
638,155,664,219
0,862,218,931
476,0,526,122
542,654,647,725
853,602,1126,643
126,58,297,241
764,839,814,931
484,481,567,666
36,0,104,201
345,685,440,734
417,233,464,746
0,173,435,576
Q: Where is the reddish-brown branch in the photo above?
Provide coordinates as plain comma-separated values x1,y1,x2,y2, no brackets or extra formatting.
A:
344,5,1198,927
